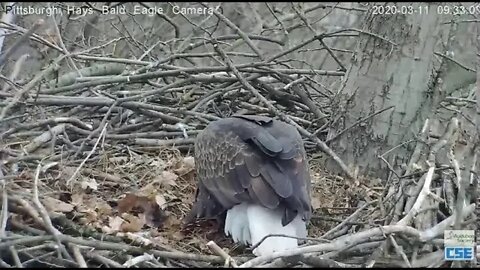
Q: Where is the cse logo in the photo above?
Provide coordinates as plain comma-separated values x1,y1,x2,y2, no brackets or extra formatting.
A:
444,247,474,260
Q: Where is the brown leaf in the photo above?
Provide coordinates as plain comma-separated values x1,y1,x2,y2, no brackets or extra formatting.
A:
42,197,74,213
117,193,166,229
83,209,98,224
120,213,145,232
138,183,158,197
117,193,150,214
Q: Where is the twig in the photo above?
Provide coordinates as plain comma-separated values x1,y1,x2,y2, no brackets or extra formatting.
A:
0,2,16,54
326,106,395,143
22,124,65,154
72,102,115,159
300,254,361,268
66,123,107,186
69,243,87,268
1,117,92,139
0,258,11,267
388,235,411,267
321,200,376,239
32,163,73,262
397,166,435,226
47,3,80,75
404,173,428,213
123,253,155,268
434,51,476,73
8,246,22,268
2,53,28,93
240,225,422,267
404,119,430,176
134,138,195,147
0,19,44,67
0,180,8,237
84,251,125,268
421,203,475,241
212,42,355,180
7,196,45,228
0,234,230,264
201,2,265,60
292,4,346,71
206,241,238,267
0,54,64,119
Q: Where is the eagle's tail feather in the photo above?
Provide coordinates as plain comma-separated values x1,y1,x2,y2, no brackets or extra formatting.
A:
224,203,306,256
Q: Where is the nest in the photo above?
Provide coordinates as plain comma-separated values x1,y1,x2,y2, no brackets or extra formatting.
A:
0,3,478,267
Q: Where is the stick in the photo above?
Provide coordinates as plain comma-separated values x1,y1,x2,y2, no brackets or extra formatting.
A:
212,42,355,180
0,19,44,67
206,241,238,267
32,164,74,262
397,166,435,226
66,124,107,186
0,55,65,121
69,243,87,268
321,200,376,239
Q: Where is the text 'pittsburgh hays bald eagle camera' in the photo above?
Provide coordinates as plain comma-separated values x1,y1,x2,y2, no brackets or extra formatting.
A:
183,114,312,256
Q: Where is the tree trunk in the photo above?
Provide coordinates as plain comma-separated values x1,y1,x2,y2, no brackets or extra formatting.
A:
327,3,452,179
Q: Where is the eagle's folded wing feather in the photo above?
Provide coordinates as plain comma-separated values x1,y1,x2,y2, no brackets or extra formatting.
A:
185,116,311,226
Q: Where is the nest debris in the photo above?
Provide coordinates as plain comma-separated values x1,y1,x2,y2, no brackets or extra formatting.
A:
0,6,478,267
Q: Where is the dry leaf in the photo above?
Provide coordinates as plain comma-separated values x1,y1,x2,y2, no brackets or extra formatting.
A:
155,171,178,188
311,195,322,210
120,213,145,232
81,177,98,190
42,197,74,213
117,193,166,229
138,183,158,197
108,216,124,232
83,209,98,224
118,193,150,213
155,194,167,210
96,200,113,216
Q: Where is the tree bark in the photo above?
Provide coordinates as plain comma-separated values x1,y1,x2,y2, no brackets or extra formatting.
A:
327,3,452,179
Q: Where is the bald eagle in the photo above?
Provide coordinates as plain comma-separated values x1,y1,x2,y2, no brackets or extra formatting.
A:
184,115,312,256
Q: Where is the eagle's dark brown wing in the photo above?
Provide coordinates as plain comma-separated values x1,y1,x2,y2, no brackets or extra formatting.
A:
184,115,312,227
